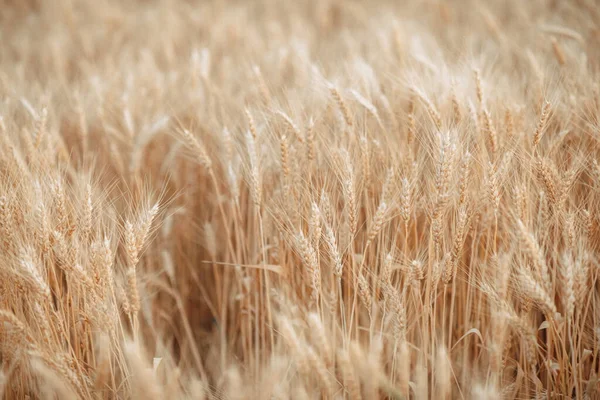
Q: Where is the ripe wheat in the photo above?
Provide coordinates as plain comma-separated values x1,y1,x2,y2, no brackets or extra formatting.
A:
0,0,599,399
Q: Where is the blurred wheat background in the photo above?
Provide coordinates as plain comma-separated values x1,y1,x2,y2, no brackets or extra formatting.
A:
0,0,599,398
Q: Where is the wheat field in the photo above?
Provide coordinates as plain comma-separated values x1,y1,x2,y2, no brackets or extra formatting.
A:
0,0,599,398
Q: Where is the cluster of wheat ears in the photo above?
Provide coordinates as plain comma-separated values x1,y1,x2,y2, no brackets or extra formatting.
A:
0,0,599,398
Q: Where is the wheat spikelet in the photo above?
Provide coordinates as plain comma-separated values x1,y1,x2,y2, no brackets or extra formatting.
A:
309,202,322,248
305,117,315,163
514,184,527,221
91,237,114,298
320,191,333,226
221,126,233,161
432,132,455,244
458,150,471,205
276,110,304,144
337,348,362,400
473,68,484,105
296,232,321,302
391,287,407,343
123,341,163,400
323,224,343,278
447,205,469,282
504,108,514,138
505,311,538,366
559,166,578,207
245,108,258,140
366,201,386,247
343,161,357,238
382,252,393,283
0,310,31,347
558,252,575,319
359,136,370,185
351,340,382,400
516,219,550,290
419,92,442,130
486,162,501,213
0,196,15,250
574,253,590,306
434,132,454,213
253,65,271,105
279,133,290,179
536,158,560,206
306,345,335,396
468,101,480,138
123,203,158,314
81,183,93,241
551,37,566,65
400,177,411,224
181,129,212,170
356,270,372,313
34,107,48,148
565,213,576,249
483,109,498,155
246,131,262,208
407,111,416,147
517,267,560,321
51,178,69,234
351,89,383,128
330,86,353,128
278,318,309,375
396,340,410,397
533,101,551,147
137,203,159,249
451,88,461,122
18,249,50,300
307,313,332,367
